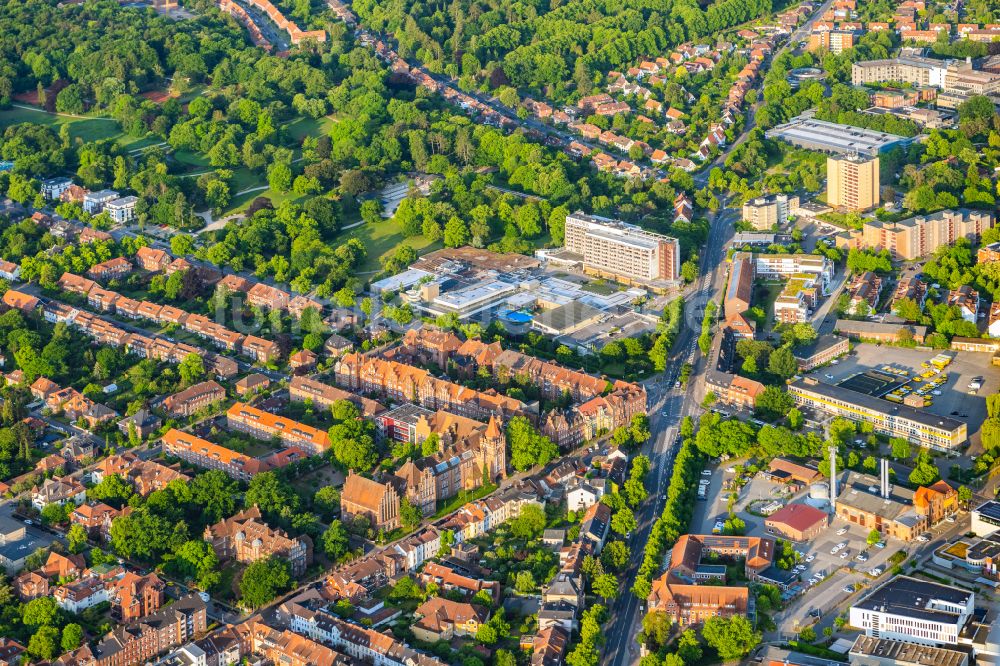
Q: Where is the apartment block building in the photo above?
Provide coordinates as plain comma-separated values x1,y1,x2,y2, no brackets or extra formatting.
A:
852,57,951,87
861,209,994,260
563,212,680,284
288,376,385,417
225,402,331,455
204,506,310,575
741,194,799,230
752,253,834,290
161,380,226,417
334,354,529,422
828,154,880,211
788,378,966,450
808,29,856,53
162,429,268,482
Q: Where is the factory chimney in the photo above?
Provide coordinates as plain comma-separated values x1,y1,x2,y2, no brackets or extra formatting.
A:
880,458,891,499
829,445,837,514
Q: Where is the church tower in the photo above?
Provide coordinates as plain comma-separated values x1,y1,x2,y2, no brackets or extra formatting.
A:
482,414,507,482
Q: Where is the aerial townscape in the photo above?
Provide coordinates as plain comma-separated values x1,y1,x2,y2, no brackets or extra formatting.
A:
2,0,1000,665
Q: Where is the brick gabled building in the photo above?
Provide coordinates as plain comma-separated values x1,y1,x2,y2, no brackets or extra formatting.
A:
109,572,165,623
204,506,311,576
387,410,507,516
341,471,401,531
70,502,124,542
334,354,528,422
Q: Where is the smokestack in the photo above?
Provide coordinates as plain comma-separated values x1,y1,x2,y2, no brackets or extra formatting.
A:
880,459,890,498
829,445,837,514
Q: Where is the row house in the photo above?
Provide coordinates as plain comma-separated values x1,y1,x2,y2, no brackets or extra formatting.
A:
49,294,239,379
236,621,347,666
204,506,311,576
226,402,331,454
281,602,447,666
948,285,980,323
846,271,884,314
161,380,226,417
334,354,529,422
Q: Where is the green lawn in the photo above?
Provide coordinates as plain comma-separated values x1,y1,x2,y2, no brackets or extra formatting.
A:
0,106,163,152
330,219,440,273
1,106,119,142
285,115,337,142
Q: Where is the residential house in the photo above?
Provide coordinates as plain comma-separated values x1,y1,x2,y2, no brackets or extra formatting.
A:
117,409,162,440
247,283,289,311
411,598,489,642
0,260,19,282
2,290,39,313
70,502,124,541
289,349,318,371
31,476,85,511
135,247,172,272
86,257,132,281
235,373,271,396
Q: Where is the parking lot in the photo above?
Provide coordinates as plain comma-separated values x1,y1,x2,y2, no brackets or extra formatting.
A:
803,343,996,450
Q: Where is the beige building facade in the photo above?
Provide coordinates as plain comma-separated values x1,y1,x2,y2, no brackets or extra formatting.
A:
828,154,879,211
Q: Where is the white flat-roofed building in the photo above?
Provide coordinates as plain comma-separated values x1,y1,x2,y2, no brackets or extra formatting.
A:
752,253,834,294
369,268,434,294
83,189,119,214
429,280,518,318
850,576,974,647
765,117,913,156
972,500,1000,537
564,212,680,284
104,196,138,224
40,177,73,200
